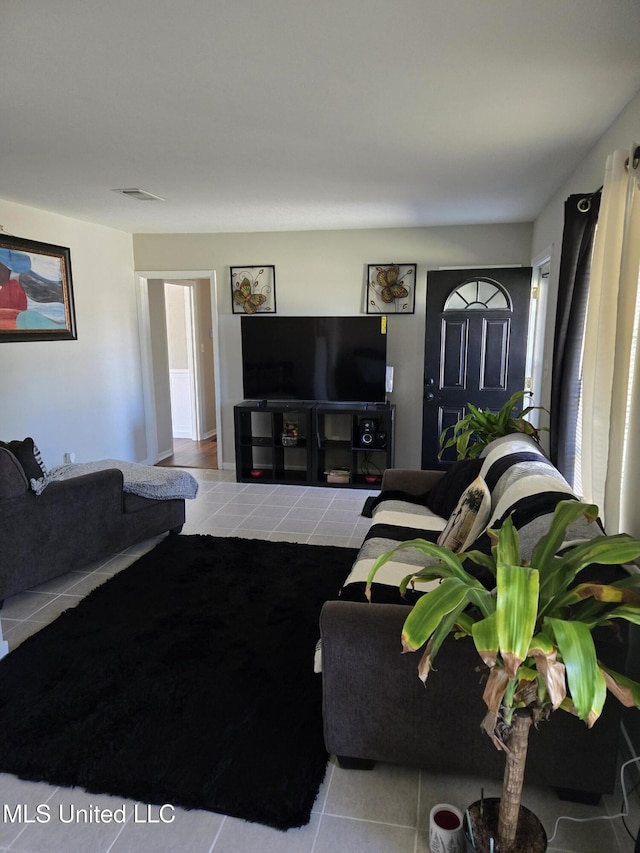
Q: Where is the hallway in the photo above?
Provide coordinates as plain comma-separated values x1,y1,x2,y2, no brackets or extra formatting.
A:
156,437,218,469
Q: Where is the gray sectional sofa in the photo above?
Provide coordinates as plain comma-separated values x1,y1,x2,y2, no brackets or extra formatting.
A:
320,434,629,800
0,439,191,602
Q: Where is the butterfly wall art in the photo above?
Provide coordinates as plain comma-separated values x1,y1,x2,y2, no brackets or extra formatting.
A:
230,266,276,314
366,263,416,314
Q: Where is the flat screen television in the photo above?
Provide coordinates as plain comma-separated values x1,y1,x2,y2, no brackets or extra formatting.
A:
241,316,388,403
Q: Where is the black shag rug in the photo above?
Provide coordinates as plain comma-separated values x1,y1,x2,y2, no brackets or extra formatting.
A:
0,535,356,830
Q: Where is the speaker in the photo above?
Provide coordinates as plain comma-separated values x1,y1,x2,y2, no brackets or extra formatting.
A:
358,418,377,447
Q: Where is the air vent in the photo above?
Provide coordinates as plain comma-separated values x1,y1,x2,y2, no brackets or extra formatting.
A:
112,188,165,202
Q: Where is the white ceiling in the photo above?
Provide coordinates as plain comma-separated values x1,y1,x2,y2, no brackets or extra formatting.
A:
3,0,640,234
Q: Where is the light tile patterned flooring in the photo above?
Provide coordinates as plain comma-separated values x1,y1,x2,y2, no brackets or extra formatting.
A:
1,467,639,853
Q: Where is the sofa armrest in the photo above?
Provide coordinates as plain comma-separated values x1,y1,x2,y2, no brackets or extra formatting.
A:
319,599,492,769
381,468,444,495
42,468,125,508
0,447,29,498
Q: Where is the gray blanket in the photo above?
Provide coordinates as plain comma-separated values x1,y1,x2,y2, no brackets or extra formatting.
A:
47,459,199,501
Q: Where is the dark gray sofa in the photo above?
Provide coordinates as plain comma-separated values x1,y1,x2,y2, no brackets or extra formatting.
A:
0,444,186,602
320,435,629,800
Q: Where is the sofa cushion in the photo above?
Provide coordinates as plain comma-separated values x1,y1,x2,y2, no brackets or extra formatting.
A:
0,438,47,480
425,457,483,518
437,475,491,553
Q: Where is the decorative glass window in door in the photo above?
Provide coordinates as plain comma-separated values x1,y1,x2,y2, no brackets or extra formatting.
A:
443,278,511,311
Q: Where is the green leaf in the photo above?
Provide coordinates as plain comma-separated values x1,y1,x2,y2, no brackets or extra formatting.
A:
472,612,498,667
461,549,497,578
545,617,599,723
401,578,472,652
541,533,640,608
366,538,487,602
598,605,640,626
496,564,539,677
417,600,470,681
533,501,600,578
548,581,640,613
493,516,520,569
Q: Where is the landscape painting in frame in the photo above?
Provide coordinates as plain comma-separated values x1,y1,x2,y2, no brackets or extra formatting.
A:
366,263,416,314
0,234,77,341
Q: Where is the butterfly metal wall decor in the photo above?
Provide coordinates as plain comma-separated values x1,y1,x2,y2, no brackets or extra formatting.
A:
231,266,276,314
366,263,416,314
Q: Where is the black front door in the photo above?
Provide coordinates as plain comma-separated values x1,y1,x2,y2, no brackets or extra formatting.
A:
422,267,533,469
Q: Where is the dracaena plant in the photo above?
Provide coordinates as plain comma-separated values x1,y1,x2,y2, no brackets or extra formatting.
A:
439,390,548,461
366,501,640,852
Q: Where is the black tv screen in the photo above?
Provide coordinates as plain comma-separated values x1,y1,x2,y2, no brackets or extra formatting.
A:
241,316,388,403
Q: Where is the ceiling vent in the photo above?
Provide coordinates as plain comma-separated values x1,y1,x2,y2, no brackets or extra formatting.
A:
113,188,165,202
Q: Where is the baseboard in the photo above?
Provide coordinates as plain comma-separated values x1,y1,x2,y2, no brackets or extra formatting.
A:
157,449,174,461
202,429,217,440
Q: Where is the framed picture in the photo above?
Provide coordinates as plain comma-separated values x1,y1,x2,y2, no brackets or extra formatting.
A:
0,234,77,341
366,263,416,314
231,265,276,314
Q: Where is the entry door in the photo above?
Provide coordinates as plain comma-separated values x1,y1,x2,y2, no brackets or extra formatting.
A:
422,267,532,469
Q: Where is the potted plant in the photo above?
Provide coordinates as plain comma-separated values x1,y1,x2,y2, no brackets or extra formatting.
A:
366,500,640,852
438,390,547,460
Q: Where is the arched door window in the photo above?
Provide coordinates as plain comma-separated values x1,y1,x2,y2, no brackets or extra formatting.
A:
443,278,512,311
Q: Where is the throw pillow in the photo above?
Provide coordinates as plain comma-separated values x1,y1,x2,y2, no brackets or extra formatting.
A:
437,475,491,554
0,437,47,481
425,457,484,518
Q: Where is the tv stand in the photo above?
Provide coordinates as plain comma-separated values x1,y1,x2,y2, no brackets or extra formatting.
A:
233,401,395,488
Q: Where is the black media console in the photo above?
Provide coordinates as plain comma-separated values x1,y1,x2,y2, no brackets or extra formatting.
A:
233,401,395,488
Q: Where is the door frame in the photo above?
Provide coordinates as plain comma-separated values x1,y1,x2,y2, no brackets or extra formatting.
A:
136,269,222,469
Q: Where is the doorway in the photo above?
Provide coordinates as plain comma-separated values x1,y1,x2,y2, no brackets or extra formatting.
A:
422,266,533,469
165,281,199,442
136,270,222,471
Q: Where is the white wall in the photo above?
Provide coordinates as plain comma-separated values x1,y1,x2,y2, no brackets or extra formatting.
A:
133,224,533,469
0,199,144,467
532,88,640,414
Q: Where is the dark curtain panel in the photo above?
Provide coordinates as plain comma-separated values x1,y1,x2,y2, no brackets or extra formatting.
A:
550,190,601,482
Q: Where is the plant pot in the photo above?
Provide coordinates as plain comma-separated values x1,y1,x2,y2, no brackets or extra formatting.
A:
464,798,547,853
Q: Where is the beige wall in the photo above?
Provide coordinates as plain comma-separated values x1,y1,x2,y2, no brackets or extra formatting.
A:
0,198,144,467
133,224,533,468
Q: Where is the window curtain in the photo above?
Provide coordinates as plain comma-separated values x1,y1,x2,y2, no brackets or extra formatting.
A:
550,191,601,483
580,147,640,535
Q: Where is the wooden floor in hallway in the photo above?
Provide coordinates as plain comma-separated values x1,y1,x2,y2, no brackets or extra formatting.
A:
156,437,218,469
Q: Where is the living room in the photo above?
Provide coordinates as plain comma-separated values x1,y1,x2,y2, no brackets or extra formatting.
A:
2,2,640,851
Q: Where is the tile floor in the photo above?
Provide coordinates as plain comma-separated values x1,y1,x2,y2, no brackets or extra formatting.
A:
0,467,639,853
